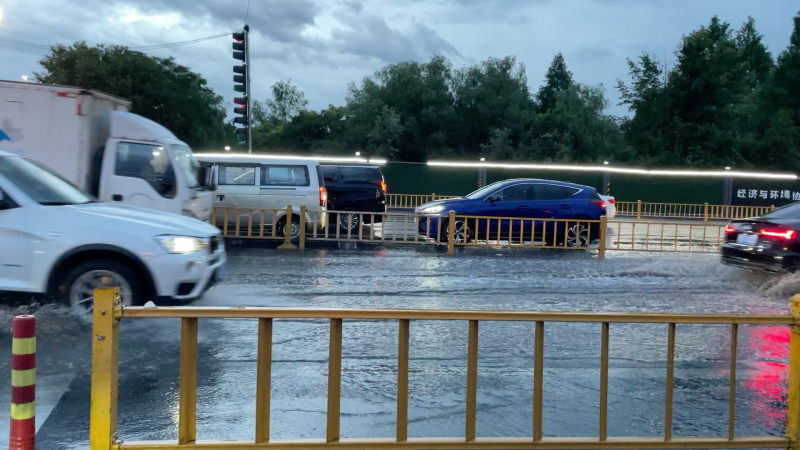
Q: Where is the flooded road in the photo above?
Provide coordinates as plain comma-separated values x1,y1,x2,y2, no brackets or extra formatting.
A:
1,247,796,449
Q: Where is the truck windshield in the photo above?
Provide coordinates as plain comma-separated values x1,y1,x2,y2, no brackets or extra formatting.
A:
172,145,200,188
0,156,92,205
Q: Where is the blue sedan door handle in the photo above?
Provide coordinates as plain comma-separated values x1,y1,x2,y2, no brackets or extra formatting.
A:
561,204,571,209
518,206,529,211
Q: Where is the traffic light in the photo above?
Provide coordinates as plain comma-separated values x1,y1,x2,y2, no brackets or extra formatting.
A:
233,97,248,144
232,27,250,147
233,32,246,94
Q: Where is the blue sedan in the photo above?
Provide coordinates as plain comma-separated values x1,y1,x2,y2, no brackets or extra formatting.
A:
415,179,607,246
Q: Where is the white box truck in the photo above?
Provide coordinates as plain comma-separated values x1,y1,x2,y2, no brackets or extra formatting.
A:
0,80,213,221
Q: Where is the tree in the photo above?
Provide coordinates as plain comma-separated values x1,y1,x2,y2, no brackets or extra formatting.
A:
451,56,536,155
536,53,574,113
263,80,308,125
34,42,229,148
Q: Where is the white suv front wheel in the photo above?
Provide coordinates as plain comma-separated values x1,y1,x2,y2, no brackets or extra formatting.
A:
60,260,141,320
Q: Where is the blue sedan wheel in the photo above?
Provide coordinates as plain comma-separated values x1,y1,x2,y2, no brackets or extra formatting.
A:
567,223,590,248
443,219,473,243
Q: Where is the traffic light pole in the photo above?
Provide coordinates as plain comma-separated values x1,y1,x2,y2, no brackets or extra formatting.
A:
244,24,252,154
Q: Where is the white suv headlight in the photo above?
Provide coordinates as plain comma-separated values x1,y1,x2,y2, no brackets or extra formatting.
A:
422,205,445,215
157,236,206,254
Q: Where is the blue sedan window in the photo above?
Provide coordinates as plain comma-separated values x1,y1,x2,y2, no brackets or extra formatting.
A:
493,184,534,201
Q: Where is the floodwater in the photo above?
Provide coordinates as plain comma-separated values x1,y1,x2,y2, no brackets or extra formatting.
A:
1,246,797,449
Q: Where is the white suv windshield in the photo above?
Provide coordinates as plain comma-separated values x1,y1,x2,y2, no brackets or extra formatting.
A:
0,156,92,205
173,144,199,188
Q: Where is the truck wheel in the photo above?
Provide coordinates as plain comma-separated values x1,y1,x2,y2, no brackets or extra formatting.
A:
278,215,301,243
58,259,142,320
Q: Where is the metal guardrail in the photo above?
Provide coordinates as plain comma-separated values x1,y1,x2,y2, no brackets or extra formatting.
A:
89,287,800,450
616,201,776,222
385,193,460,209
211,206,609,257
210,206,733,255
609,221,725,252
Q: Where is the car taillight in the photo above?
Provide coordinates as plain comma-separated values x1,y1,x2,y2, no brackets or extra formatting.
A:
609,198,615,205
724,224,736,233
591,200,606,208
380,181,387,193
760,228,796,239
320,187,327,207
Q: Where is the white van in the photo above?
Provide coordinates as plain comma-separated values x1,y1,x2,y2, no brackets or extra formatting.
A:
196,154,327,240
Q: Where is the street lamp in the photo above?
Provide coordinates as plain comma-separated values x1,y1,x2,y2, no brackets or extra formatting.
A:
355,151,361,156
725,166,731,170
603,161,609,165
480,157,486,162
224,146,231,151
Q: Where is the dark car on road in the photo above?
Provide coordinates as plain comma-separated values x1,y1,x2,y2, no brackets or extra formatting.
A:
415,179,607,246
721,203,800,272
322,164,387,231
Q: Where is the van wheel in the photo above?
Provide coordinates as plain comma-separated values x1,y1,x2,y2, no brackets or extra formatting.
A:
278,215,302,243
58,260,142,321
338,210,360,232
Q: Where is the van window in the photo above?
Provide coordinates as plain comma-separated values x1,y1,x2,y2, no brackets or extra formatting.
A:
261,165,309,186
115,142,176,198
321,166,338,183
219,166,256,185
338,166,383,184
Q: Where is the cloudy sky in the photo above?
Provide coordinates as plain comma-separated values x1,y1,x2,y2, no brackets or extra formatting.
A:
0,0,798,117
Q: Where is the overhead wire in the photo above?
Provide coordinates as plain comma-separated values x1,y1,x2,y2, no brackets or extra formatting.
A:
0,30,239,52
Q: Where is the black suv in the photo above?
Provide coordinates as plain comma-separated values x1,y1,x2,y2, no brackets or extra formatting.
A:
321,165,387,231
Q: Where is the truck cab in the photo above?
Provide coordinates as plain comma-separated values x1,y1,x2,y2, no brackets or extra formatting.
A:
0,81,214,221
99,111,214,221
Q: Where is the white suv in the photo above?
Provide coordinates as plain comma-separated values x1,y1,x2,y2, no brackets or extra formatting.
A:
0,151,225,317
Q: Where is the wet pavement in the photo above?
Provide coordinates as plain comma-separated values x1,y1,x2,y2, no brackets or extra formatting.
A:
0,246,797,449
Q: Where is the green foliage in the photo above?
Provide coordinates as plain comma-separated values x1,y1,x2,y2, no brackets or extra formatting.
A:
262,80,308,125
616,14,800,171
34,42,230,149
536,53,574,113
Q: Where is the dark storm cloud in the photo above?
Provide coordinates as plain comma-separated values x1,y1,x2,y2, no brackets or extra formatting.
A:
131,0,319,44
329,15,460,63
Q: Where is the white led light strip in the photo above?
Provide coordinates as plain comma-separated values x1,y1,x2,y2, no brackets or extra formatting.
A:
426,161,797,180
199,153,387,165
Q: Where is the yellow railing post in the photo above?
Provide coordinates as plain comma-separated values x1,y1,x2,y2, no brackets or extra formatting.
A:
598,216,607,260
299,206,307,251
636,200,642,221
447,210,456,256
278,205,298,250
703,202,709,225
90,288,120,450
787,295,800,446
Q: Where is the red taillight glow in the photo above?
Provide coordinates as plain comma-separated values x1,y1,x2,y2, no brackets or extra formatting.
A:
760,229,796,239
319,187,327,207
724,225,736,233
609,198,615,205
380,181,387,193
591,200,606,208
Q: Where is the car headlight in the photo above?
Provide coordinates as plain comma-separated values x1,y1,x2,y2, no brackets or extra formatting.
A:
157,236,206,254
422,205,445,215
